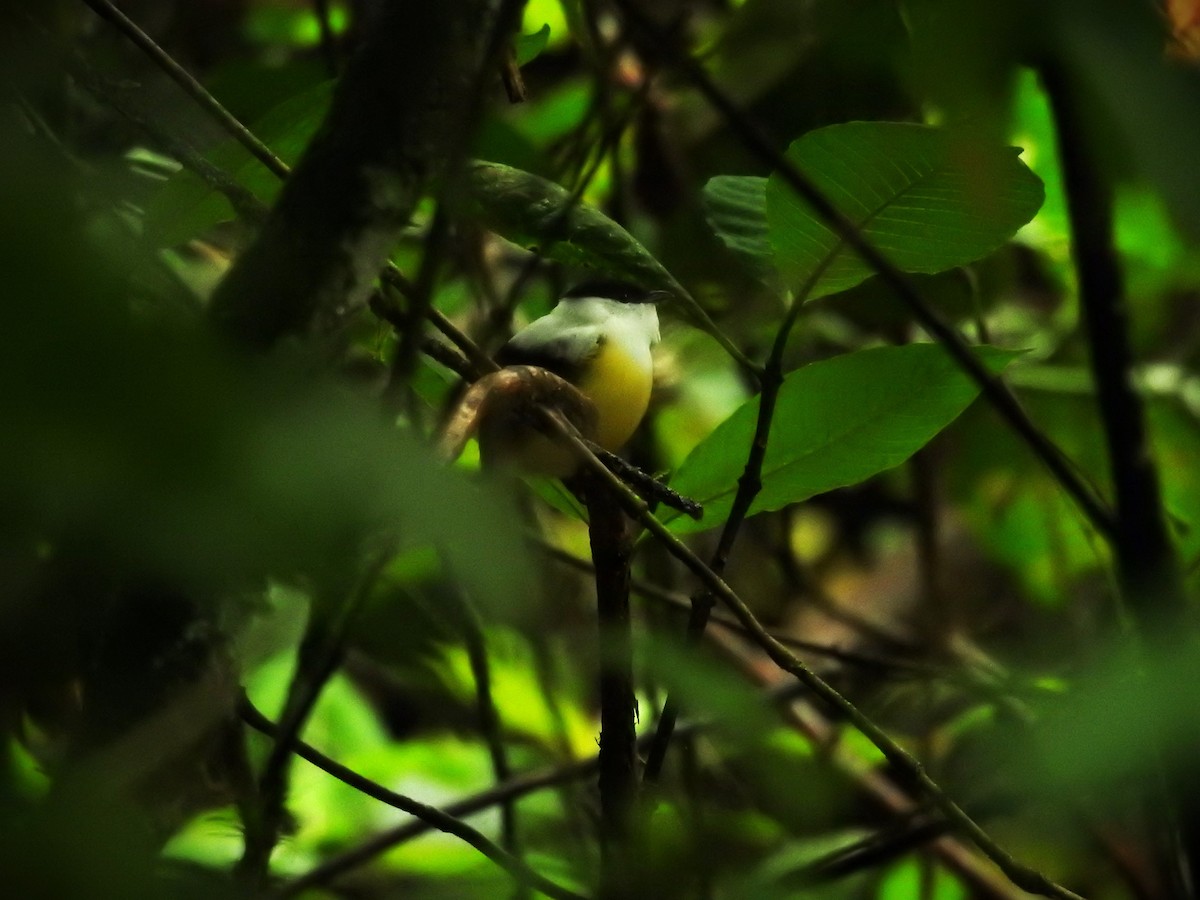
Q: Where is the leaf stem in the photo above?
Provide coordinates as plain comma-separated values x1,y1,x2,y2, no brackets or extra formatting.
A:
642,266,825,779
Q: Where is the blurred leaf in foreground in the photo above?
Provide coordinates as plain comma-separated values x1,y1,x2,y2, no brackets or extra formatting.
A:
2,128,532,611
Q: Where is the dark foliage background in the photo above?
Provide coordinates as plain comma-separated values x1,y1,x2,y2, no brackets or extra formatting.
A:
4,1,1200,898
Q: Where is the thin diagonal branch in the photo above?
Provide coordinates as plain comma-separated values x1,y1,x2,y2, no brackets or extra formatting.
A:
267,682,808,898
239,700,587,900
80,0,289,180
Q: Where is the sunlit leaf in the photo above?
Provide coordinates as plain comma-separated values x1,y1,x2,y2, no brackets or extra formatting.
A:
522,0,571,50
436,628,597,755
767,122,1044,301
667,344,1019,534
1009,67,1069,258
878,858,966,900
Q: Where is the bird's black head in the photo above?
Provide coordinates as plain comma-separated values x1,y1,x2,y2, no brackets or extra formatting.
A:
563,279,671,304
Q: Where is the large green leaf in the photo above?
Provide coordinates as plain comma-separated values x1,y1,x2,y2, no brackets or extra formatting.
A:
463,160,682,296
666,344,1018,534
702,175,772,276
767,122,1044,301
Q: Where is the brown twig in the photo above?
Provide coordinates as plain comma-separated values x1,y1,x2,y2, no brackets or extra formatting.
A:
501,46,528,103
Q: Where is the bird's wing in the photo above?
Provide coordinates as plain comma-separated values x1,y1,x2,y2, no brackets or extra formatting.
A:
497,321,604,383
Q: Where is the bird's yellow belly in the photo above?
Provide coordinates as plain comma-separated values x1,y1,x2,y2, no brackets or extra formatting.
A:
576,339,653,451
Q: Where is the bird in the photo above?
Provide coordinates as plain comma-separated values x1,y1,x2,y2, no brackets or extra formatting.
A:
479,279,664,477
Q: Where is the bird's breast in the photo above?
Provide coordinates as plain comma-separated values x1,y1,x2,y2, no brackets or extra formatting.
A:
576,336,654,451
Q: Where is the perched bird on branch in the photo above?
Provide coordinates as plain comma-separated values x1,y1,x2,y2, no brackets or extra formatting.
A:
441,280,664,476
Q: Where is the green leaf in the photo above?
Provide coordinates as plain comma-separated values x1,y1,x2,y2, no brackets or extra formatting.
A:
515,24,551,66
464,160,682,295
767,122,1044,301
702,175,773,276
144,81,335,247
667,344,1019,534
878,858,966,900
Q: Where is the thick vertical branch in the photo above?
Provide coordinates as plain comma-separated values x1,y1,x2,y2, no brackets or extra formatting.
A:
1040,62,1197,900
208,2,501,348
579,472,637,895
